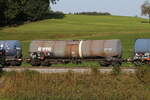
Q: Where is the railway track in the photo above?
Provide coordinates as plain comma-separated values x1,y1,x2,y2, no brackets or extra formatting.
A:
1,67,137,74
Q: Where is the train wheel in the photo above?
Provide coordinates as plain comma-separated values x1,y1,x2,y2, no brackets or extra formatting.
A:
5,63,10,66
63,61,70,64
147,61,150,66
133,61,142,66
11,61,17,66
99,61,110,67
31,60,41,66
76,61,82,64
41,60,51,67
16,62,22,66
100,63,110,67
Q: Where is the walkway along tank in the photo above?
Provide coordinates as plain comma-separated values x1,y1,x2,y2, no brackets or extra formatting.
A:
0,40,22,66
27,40,122,67
133,39,150,66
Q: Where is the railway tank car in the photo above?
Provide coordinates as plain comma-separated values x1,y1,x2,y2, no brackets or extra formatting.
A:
0,40,22,67
27,39,122,67
133,39,150,66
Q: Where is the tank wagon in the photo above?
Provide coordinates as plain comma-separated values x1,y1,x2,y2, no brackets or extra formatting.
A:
0,40,22,67
133,39,150,66
27,40,122,67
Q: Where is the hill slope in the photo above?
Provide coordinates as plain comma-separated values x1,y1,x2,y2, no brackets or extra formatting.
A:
0,15,150,57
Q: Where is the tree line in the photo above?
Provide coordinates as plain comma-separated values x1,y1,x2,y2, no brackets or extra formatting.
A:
74,12,111,16
0,0,60,26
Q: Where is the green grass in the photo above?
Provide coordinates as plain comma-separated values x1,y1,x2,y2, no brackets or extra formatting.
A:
0,14,150,64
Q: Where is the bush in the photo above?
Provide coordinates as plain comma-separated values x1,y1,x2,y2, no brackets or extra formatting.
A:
112,66,121,75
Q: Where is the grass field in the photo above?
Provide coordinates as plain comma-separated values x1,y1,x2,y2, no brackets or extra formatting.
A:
0,68,150,100
0,14,150,65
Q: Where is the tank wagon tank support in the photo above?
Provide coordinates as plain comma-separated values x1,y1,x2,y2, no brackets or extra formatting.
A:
27,40,123,67
0,40,23,66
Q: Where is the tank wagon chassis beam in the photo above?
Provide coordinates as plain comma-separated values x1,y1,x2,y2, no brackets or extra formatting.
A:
26,57,123,67
4,58,22,66
128,59,150,66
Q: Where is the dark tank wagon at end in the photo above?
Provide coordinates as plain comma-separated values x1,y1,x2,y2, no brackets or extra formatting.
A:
0,49,5,68
0,40,22,67
133,39,150,66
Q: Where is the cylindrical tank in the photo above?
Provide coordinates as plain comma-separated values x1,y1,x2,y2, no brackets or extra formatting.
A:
0,40,22,57
134,39,150,53
29,40,80,58
29,39,122,58
80,40,122,58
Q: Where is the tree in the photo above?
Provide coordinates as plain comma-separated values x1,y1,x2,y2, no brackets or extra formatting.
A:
4,0,22,23
23,0,50,21
0,0,7,25
0,0,59,25
141,1,150,23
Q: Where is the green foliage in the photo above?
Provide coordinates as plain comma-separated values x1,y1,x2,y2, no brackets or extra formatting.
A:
4,0,21,20
0,0,58,25
0,0,6,25
112,66,121,75
23,0,50,21
141,1,150,23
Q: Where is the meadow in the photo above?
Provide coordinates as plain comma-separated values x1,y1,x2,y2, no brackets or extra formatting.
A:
0,15,150,58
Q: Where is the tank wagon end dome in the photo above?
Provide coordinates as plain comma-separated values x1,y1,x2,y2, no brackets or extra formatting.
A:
80,39,122,58
134,39,150,53
0,40,22,57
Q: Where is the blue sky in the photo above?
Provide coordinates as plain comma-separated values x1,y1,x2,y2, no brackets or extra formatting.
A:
51,0,146,17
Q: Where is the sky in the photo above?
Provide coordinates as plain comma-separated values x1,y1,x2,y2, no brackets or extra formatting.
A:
51,0,147,17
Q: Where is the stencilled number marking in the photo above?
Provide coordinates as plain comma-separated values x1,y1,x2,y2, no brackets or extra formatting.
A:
38,47,52,52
